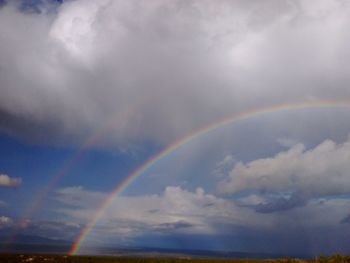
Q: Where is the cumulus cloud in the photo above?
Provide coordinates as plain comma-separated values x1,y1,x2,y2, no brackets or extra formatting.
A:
219,136,350,212
212,154,236,177
53,185,350,253
0,174,22,188
55,184,350,239
55,185,257,242
1,0,350,147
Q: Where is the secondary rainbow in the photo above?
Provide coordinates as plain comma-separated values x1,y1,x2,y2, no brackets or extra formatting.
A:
69,99,350,255
3,126,111,251
3,102,142,251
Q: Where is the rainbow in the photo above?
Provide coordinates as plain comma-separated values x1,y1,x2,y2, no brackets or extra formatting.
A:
69,99,350,255
3,101,143,251
3,126,111,251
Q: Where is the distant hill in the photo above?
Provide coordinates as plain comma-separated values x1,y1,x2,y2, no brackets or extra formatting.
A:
0,234,71,254
75,246,307,259
3,234,68,245
0,234,308,259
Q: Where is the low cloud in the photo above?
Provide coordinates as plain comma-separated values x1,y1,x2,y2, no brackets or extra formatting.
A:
55,186,255,242
53,185,350,253
235,192,307,213
0,174,22,188
253,193,307,213
55,186,105,208
0,216,13,228
153,221,194,232
219,137,350,212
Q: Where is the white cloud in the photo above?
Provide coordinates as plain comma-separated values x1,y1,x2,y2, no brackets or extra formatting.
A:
212,154,236,177
0,174,22,188
55,186,105,208
218,136,350,206
1,1,350,147
55,185,257,241
54,184,350,249
0,216,13,228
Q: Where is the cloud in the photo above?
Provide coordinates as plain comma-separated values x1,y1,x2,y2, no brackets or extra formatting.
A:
253,194,307,213
235,192,308,213
55,186,105,208
0,200,7,207
218,136,350,212
153,221,194,232
53,185,350,253
0,216,13,228
277,137,300,148
0,174,22,188
54,185,256,243
1,0,350,147
340,214,350,224
212,154,236,177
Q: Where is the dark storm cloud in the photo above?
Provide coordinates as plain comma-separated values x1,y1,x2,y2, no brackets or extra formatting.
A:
0,108,72,145
1,0,350,147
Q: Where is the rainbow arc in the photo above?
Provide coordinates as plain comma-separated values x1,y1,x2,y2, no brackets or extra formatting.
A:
68,99,350,255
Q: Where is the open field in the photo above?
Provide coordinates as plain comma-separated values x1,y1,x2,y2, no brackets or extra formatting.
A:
0,255,350,263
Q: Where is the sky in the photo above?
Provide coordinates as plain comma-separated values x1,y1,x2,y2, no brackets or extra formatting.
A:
1,0,350,257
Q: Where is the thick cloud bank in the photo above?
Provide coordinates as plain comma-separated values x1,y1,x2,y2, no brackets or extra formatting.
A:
1,0,350,147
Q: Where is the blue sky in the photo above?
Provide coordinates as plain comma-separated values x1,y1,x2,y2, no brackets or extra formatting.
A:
1,0,350,257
